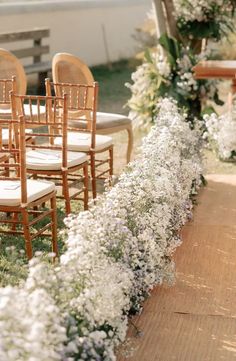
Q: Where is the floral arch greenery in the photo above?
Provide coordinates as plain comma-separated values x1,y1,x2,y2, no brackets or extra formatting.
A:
127,0,236,127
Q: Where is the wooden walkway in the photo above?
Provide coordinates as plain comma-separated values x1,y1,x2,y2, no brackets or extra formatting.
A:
118,175,236,361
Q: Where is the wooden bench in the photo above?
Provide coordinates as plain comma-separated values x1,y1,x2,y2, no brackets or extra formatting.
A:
0,28,51,92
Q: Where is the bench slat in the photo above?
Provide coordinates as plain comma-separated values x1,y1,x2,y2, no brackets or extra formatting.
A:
24,61,51,75
0,28,51,82
12,45,50,59
0,29,50,43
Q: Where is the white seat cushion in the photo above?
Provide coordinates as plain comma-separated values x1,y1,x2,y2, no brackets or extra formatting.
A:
68,112,131,130
0,179,55,206
1,128,33,144
26,149,88,170
0,104,46,120
0,106,13,118
96,112,131,129
55,132,113,152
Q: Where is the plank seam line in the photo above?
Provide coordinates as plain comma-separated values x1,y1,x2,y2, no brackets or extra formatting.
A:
173,311,236,320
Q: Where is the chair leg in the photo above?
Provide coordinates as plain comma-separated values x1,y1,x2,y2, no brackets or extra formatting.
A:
90,153,97,199
83,163,89,210
50,195,58,257
109,146,113,177
62,172,71,215
31,137,36,149
21,209,33,259
11,212,18,231
4,159,9,178
126,125,133,164
31,175,40,215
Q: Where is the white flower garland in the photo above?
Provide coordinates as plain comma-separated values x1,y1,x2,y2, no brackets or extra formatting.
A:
126,47,218,129
204,111,236,160
0,98,202,360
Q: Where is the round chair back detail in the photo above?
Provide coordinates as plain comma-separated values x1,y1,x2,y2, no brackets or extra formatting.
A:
0,48,27,97
52,52,133,164
52,52,94,85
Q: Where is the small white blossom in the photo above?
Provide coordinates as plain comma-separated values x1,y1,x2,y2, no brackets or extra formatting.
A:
204,111,236,160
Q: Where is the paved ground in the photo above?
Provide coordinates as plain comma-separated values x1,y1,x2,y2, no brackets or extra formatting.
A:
118,174,236,361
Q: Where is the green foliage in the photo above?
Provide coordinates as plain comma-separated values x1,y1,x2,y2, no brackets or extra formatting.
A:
178,19,222,40
159,34,181,69
127,1,236,128
91,59,137,115
176,0,236,41
201,105,217,117
213,91,225,106
0,251,28,287
127,34,222,127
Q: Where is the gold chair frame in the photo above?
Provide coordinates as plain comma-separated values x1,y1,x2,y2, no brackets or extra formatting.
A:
46,79,113,199
0,115,58,259
11,93,89,215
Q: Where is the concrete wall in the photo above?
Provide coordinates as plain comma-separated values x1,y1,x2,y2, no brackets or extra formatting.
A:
0,0,152,66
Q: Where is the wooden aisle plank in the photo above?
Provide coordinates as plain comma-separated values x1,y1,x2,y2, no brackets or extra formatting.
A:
121,312,236,361
117,175,236,361
143,226,236,317
192,175,236,226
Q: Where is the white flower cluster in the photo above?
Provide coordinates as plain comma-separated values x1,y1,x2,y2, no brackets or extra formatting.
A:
204,111,236,160
153,47,171,78
0,98,202,361
0,285,66,361
126,49,170,127
177,55,198,95
173,0,230,22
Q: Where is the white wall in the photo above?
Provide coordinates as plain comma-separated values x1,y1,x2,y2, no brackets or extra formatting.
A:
0,0,152,66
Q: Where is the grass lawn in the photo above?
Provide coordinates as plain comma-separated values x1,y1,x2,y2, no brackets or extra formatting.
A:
91,59,137,115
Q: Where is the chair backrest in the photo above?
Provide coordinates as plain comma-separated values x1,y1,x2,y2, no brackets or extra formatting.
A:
52,52,94,85
11,93,68,168
45,79,99,150
0,112,27,204
0,76,17,110
0,48,27,95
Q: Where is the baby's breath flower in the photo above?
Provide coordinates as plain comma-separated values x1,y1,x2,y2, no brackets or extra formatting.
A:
0,98,202,360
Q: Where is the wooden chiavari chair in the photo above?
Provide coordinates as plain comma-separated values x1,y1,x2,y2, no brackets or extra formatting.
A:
11,92,89,215
45,79,113,199
0,114,58,259
0,48,26,120
0,76,17,109
0,77,35,147
0,49,47,122
0,78,16,177
52,52,133,163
